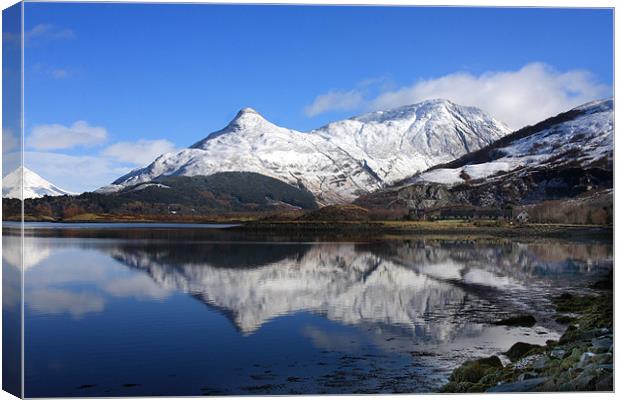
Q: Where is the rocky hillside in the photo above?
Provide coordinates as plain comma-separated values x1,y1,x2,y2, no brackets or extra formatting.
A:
356,99,613,210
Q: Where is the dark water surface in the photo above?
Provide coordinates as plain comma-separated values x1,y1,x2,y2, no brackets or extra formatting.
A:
2,223,612,397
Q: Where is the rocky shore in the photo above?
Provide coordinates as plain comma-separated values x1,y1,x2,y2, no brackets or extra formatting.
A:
441,273,613,393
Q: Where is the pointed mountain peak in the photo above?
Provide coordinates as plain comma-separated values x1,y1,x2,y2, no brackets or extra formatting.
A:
237,107,260,115
190,107,278,149
230,107,266,124
5,166,36,180
222,106,274,132
3,166,76,199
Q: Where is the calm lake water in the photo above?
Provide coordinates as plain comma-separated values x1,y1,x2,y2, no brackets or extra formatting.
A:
2,223,612,397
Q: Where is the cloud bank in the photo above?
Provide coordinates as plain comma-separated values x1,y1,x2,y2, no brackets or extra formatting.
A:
27,120,108,150
103,139,176,166
24,151,132,193
26,24,75,42
304,89,365,117
23,121,178,193
304,63,611,128
2,128,19,153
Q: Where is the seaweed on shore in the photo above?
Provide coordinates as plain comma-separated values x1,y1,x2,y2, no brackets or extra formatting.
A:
441,281,613,393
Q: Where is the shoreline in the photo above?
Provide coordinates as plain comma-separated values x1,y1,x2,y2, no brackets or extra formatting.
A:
441,275,613,393
3,218,612,241
236,220,612,239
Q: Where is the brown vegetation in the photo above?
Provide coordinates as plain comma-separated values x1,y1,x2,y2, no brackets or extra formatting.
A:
301,204,370,222
523,190,612,225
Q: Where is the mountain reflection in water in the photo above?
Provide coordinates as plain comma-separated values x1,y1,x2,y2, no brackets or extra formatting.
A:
106,239,610,334
4,229,612,396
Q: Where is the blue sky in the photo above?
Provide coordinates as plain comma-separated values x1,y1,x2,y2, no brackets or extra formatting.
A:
20,3,613,192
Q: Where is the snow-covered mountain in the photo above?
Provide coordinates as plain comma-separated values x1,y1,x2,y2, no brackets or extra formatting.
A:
2,166,76,199
357,98,613,209
100,100,509,203
312,99,510,182
414,99,613,186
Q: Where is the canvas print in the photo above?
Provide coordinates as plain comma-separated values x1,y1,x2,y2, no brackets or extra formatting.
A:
2,2,614,397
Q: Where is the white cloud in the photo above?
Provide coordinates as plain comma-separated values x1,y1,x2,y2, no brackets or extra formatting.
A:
23,136,178,193
4,24,74,47
3,128,21,178
22,118,177,192
2,127,19,152
370,63,610,129
26,24,74,42
27,121,108,150
25,151,132,193
305,63,611,129
103,139,176,166
50,68,69,79
304,89,365,117
30,63,74,80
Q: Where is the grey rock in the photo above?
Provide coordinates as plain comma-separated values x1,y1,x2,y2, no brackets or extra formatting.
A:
512,354,541,370
576,352,595,369
581,363,599,375
549,348,566,359
532,355,550,370
558,381,576,391
557,370,576,385
517,372,538,381
505,342,542,362
573,367,599,390
591,337,613,353
591,353,613,365
486,378,547,393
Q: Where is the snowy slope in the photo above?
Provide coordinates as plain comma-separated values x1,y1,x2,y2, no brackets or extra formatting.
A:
412,99,613,186
313,99,509,183
3,166,76,199
101,100,510,204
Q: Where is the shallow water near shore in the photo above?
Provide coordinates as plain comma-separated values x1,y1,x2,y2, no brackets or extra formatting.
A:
3,223,612,396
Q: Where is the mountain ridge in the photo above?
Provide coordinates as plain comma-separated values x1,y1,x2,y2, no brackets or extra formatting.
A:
356,98,613,210
100,99,510,204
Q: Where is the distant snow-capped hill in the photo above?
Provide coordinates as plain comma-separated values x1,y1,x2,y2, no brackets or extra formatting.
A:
3,166,76,199
100,100,509,204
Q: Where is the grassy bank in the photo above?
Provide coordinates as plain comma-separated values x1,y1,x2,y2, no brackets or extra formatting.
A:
6,214,611,241
441,273,613,393
12,212,259,224
236,220,612,241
